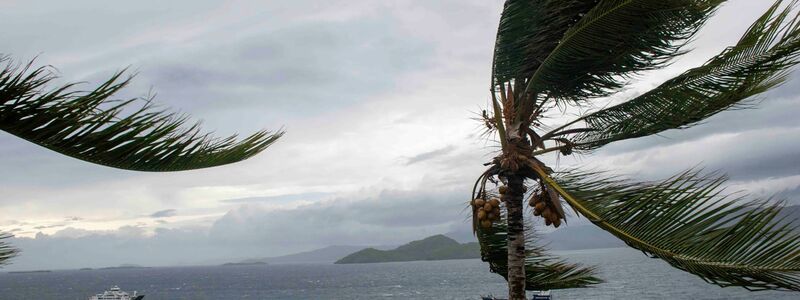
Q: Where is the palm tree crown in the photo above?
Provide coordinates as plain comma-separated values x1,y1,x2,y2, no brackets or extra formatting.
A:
473,1,800,299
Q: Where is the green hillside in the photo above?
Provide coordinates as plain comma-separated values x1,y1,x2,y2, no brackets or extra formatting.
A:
335,234,479,264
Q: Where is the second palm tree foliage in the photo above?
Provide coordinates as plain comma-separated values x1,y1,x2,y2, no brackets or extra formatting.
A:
0,56,283,264
473,1,800,299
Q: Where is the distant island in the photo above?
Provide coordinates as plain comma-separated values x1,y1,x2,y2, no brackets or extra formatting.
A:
224,245,386,265
335,234,479,264
8,270,51,274
99,264,148,270
222,261,268,267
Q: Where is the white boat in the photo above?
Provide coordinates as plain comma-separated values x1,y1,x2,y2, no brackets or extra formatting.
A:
89,286,144,300
531,290,552,300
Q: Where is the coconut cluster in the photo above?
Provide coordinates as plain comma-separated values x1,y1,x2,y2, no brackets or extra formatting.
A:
473,196,502,229
529,191,562,228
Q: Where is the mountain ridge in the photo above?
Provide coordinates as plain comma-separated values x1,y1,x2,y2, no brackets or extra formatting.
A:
232,245,395,265
335,234,480,264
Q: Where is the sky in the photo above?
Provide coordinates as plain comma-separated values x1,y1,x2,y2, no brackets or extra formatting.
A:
1,0,799,271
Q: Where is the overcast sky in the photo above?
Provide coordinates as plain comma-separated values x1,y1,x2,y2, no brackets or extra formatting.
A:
1,0,799,271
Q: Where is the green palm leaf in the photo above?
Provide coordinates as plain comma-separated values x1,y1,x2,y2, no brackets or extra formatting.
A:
0,232,17,266
0,57,282,171
523,0,724,104
476,213,602,290
560,1,800,151
492,0,601,84
533,167,800,291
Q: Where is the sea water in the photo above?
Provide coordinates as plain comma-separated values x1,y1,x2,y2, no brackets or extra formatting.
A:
0,247,796,299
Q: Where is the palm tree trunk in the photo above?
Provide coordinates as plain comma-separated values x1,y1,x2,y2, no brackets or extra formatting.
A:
505,172,526,300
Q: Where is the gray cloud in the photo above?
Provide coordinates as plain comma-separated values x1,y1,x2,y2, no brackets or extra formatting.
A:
32,224,65,230
2,0,800,272
9,226,224,270
584,126,800,182
6,185,473,271
149,209,178,218
0,0,439,189
134,18,433,117
209,187,471,249
587,91,800,157
405,145,456,165
220,192,332,204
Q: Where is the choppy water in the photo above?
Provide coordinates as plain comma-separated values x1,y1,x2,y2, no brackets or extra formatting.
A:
0,247,797,299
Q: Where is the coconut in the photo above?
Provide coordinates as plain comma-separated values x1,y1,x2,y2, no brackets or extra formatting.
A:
484,203,494,212
477,210,487,220
487,212,497,220
542,209,555,221
553,218,562,228
540,189,551,202
480,220,493,229
530,193,542,206
474,198,486,208
489,198,501,207
534,201,546,212
498,186,507,194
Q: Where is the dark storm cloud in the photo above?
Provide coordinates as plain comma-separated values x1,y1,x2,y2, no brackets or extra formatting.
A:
103,15,434,127
209,187,472,248
588,78,800,157
585,126,800,181
779,186,800,201
554,72,800,190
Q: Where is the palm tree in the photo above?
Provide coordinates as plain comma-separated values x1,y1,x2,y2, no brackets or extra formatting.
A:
472,1,800,299
0,55,282,265
0,233,15,267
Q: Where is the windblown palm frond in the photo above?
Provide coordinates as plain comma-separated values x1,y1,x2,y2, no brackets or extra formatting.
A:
522,0,724,104
559,1,800,151
492,0,601,84
477,213,601,290
0,57,282,171
532,167,800,291
0,232,17,266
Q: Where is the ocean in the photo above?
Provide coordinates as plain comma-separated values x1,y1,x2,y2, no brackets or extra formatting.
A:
0,247,796,299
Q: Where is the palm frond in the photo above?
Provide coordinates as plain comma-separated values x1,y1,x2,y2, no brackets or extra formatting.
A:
0,232,18,266
523,0,724,104
492,0,601,84
533,167,800,291
476,213,602,290
561,1,800,151
0,57,282,172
